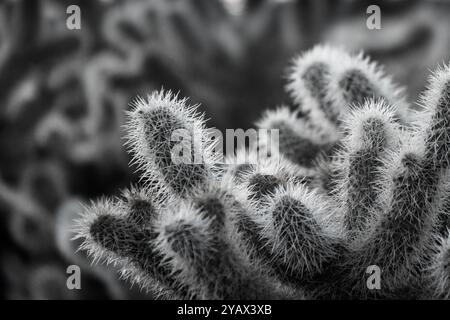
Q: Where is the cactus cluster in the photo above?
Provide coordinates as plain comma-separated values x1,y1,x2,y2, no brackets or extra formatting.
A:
75,45,450,299
2,0,449,301
1,0,357,300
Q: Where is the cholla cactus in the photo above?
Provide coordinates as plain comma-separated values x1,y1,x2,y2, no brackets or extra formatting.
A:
75,45,450,299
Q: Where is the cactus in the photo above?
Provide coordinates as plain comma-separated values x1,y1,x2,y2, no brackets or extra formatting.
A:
75,45,450,300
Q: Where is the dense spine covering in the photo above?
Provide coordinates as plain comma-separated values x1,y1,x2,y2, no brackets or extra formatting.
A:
257,184,342,279
74,195,179,298
124,91,216,197
430,231,450,299
336,101,399,240
155,186,290,299
286,45,410,129
75,46,450,300
256,107,331,167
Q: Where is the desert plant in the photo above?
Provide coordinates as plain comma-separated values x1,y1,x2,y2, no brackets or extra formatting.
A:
75,45,450,299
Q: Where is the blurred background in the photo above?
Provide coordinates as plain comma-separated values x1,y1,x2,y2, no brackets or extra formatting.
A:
0,0,450,299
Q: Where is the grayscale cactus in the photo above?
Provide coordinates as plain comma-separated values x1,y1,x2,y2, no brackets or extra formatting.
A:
75,45,450,300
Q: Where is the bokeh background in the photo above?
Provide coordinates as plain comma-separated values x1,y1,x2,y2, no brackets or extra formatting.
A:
1,0,450,299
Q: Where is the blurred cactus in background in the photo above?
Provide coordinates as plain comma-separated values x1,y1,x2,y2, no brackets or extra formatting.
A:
76,46,450,299
1,0,450,299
